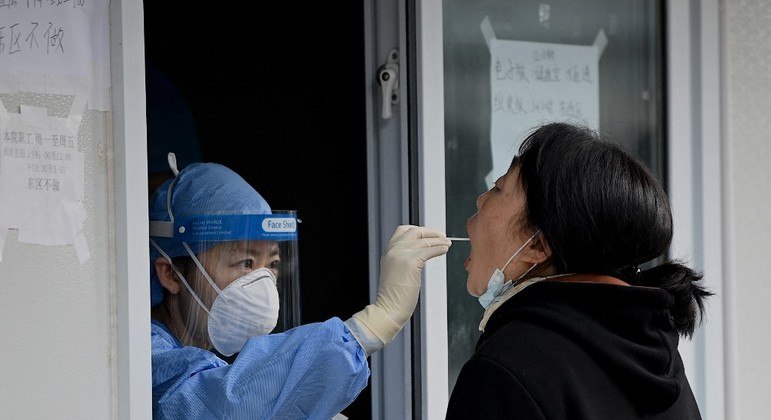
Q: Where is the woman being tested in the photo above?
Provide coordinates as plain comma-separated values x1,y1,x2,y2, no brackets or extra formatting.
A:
446,123,709,419
149,156,450,419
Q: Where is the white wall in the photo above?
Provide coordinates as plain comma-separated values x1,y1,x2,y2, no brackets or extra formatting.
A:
724,0,771,418
0,100,114,417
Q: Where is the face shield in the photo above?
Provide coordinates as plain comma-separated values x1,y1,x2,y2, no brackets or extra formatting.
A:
148,157,302,356
151,207,300,358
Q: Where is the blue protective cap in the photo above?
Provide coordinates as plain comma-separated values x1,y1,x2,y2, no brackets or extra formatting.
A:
148,162,271,307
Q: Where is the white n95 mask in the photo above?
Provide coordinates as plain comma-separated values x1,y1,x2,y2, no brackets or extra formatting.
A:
478,230,540,309
207,267,280,356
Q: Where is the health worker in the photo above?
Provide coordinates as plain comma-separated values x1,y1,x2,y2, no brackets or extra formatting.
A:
149,154,450,419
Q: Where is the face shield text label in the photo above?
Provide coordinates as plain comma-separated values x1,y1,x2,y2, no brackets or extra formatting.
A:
174,214,298,242
262,218,297,233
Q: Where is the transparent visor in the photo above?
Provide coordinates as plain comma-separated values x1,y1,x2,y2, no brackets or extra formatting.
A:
150,211,301,352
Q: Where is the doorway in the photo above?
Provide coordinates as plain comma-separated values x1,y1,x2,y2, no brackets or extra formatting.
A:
143,2,372,416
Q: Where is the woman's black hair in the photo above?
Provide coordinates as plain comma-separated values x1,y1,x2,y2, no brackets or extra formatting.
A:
516,122,711,337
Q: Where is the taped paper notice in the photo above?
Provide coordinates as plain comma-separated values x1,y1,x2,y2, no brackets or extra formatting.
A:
484,16,606,187
0,0,110,110
0,105,89,263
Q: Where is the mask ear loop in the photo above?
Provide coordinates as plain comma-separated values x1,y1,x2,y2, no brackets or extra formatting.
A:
151,238,211,315
514,262,538,283
156,154,227,311
159,152,222,301
500,229,541,280
182,242,223,296
150,154,218,324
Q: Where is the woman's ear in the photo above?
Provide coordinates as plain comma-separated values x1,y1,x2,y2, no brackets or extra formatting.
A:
155,257,181,294
520,232,552,265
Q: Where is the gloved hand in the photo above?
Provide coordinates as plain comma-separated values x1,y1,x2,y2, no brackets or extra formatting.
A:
346,225,451,355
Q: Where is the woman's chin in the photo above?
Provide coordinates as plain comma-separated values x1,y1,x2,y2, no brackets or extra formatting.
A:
466,277,482,297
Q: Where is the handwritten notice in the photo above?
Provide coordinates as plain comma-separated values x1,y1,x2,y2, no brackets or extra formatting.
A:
0,0,110,110
484,17,606,187
0,105,88,263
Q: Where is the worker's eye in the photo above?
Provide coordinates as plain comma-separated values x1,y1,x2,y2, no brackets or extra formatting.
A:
241,259,254,270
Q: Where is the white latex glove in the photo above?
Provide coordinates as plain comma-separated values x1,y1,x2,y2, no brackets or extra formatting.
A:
346,225,451,355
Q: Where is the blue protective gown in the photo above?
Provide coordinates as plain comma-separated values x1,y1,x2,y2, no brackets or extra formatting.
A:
151,317,370,419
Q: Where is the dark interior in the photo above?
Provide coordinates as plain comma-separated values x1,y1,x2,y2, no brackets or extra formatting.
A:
144,3,371,416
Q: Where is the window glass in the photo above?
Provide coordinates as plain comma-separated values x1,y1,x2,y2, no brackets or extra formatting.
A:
442,0,665,391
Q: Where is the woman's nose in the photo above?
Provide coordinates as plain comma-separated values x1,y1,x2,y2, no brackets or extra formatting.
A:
476,190,489,210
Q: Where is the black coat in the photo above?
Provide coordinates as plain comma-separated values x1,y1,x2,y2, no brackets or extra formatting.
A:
446,281,701,419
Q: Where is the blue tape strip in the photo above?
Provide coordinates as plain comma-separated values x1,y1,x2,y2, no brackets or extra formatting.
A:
174,214,297,242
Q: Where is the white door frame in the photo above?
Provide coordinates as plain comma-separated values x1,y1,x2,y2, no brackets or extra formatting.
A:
364,0,452,417
110,0,152,418
363,0,414,418
413,0,449,418
667,1,732,419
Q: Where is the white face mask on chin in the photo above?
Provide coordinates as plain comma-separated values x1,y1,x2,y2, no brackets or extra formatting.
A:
477,230,540,309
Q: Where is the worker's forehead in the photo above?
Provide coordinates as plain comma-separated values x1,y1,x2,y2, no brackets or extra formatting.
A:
222,240,279,254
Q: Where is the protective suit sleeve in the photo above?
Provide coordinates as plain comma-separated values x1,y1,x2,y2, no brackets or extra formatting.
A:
151,318,369,420
346,225,451,355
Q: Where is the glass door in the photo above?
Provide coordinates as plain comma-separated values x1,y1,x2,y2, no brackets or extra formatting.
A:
442,0,666,393
412,0,667,416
